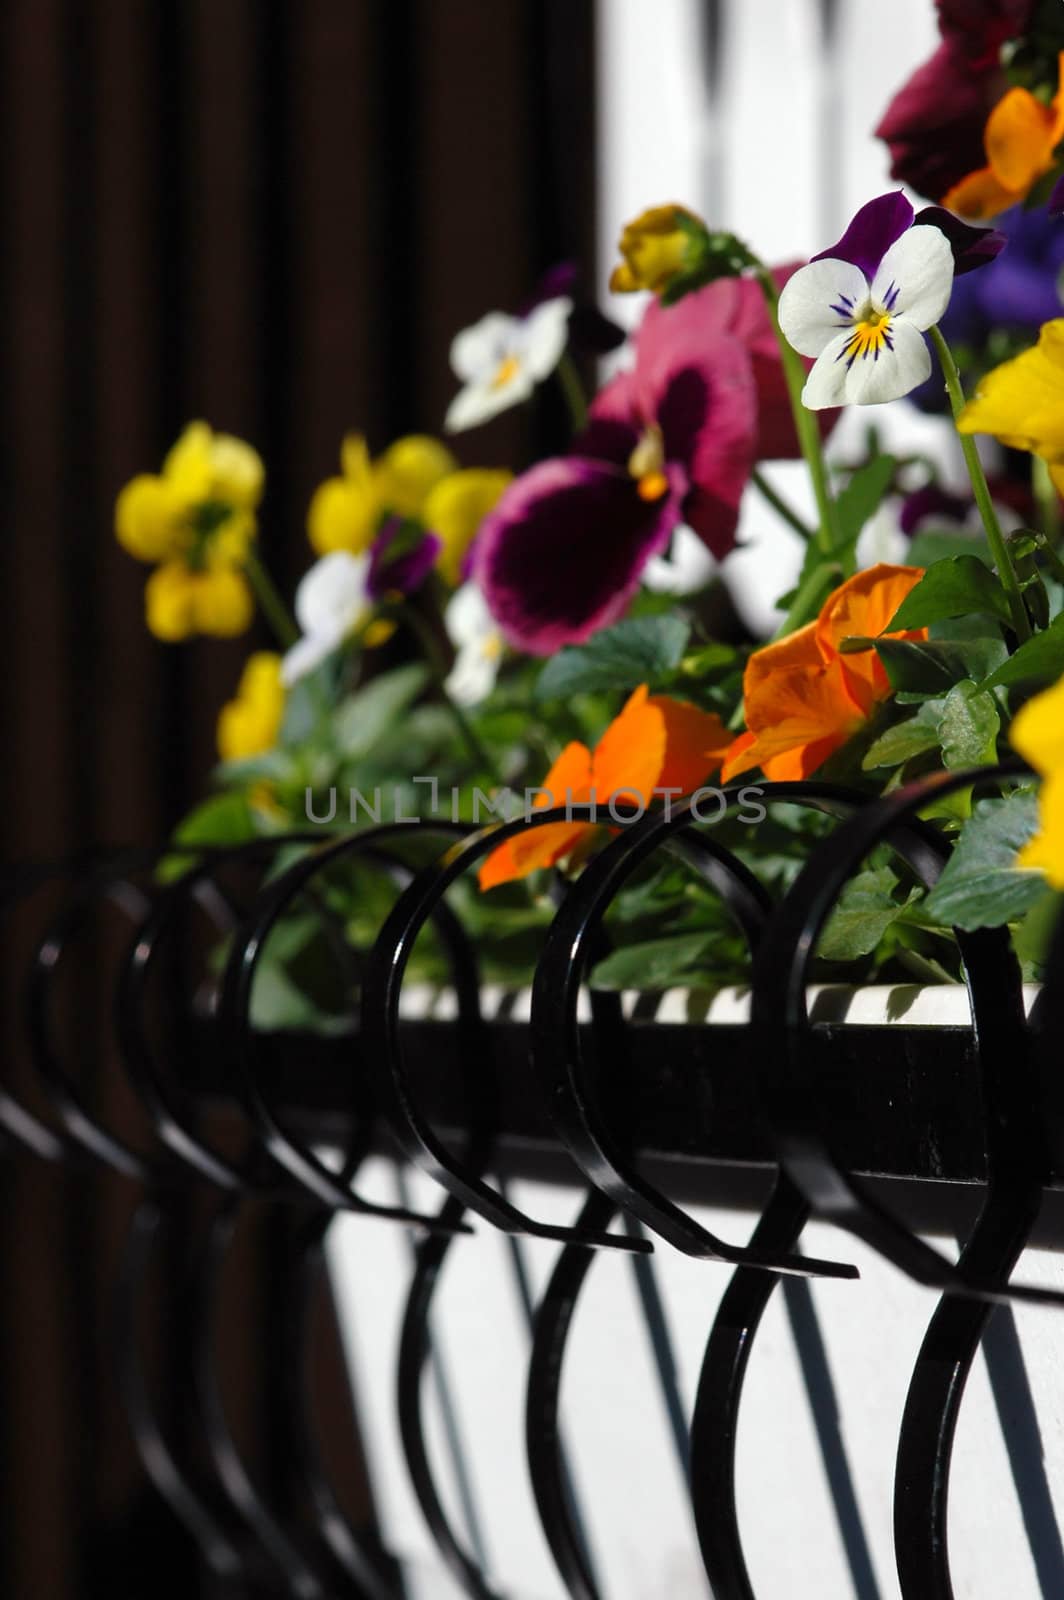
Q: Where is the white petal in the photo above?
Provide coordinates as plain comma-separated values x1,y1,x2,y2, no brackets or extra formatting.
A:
642,525,716,594
516,296,573,380
281,633,333,686
800,331,856,408
870,226,954,331
855,501,909,568
448,313,518,383
843,319,931,405
444,370,535,433
294,550,369,638
444,581,493,647
777,259,870,358
445,639,499,706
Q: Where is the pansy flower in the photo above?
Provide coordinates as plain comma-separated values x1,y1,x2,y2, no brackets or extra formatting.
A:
721,565,927,782
479,685,732,889
444,583,504,706
957,317,1064,495
944,52,1064,220
217,653,285,763
307,434,457,557
115,421,264,640
473,292,759,654
778,193,1001,409
282,520,439,685
444,281,573,433
1010,673,1064,888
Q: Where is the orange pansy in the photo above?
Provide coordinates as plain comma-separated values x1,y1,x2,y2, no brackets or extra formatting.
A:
721,564,927,783
479,684,732,889
943,53,1064,220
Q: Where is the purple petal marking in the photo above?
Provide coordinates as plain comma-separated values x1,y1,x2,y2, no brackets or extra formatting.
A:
812,191,914,282
913,206,1006,276
366,516,441,600
472,456,683,655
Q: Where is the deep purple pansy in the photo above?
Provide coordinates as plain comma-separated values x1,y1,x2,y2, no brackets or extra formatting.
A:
473,309,758,655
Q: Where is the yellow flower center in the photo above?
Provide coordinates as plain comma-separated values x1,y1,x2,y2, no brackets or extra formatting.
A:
481,632,503,662
842,306,894,363
627,426,669,501
492,354,522,390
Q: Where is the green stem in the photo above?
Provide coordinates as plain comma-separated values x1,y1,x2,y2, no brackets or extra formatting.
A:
929,324,1032,644
774,560,843,639
398,602,504,783
243,547,298,647
1033,454,1062,548
756,267,839,556
751,467,814,543
556,352,589,434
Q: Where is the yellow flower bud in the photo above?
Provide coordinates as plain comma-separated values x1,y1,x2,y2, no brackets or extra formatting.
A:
609,204,702,295
115,474,186,563
423,468,513,586
307,434,378,556
217,652,285,762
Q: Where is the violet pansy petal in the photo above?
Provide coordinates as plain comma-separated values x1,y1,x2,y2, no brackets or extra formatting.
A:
473,457,682,655
654,342,758,558
899,483,970,534
812,191,914,281
777,258,870,358
913,206,1006,275
870,225,954,330
366,518,442,600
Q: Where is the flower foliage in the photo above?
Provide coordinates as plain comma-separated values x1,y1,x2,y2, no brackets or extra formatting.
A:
112,53,1064,1005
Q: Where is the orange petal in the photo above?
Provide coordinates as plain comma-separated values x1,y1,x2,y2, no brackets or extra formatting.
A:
941,166,1020,221
479,741,593,889
816,563,926,707
649,696,733,792
985,86,1059,192
591,685,667,810
722,656,859,780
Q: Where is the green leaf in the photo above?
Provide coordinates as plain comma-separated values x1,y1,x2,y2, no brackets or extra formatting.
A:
590,931,718,991
936,680,1000,770
981,611,1064,691
924,791,1044,929
818,865,914,961
536,617,691,702
875,636,1008,700
907,527,992,569
172,791,258,846
333,663,430,759
886,556,1012,630
861,701,945,770
833,455,897,551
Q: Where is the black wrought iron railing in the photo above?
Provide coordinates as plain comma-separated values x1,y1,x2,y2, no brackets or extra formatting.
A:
4,766,1064,1599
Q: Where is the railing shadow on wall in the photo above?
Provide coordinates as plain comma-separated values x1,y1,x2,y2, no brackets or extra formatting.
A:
6,764,1064,1600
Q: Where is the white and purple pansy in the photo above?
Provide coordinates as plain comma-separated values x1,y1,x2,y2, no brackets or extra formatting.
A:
778,192,1004,409
444,270,575,434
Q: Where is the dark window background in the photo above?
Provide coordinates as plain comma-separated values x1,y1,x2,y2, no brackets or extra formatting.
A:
0,3,595,1593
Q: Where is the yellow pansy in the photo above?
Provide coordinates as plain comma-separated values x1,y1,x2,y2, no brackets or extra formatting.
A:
957,320,1064,497
423,468,513,585
307,433,457,557
217,652,285,762
115,421,264,640
1011,676,1064,888
609,204,702,295
146,563,254,642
